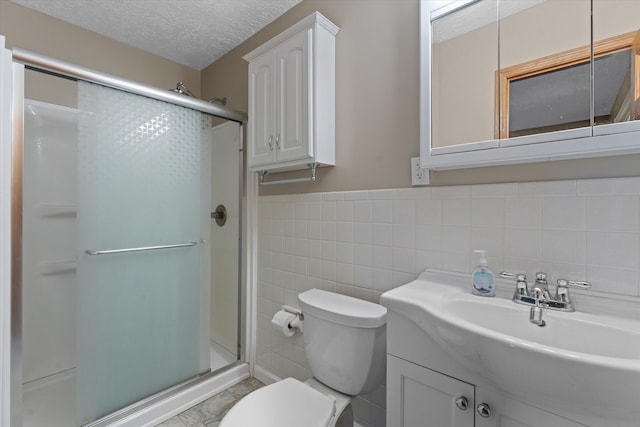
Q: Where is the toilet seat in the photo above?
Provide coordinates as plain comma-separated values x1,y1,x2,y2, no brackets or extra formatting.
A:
219,377,336,427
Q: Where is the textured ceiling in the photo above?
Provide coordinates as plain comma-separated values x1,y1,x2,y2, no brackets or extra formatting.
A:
11,0,302,70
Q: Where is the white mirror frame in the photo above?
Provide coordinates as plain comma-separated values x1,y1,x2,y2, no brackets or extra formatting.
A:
420,0,640,172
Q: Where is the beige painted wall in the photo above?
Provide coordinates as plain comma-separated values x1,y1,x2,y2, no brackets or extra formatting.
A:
202,0,420,195
203,0,640,195
0,0,201,105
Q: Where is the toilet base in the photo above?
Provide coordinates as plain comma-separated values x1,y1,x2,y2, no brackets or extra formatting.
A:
334,403,353,427
304,378,354,427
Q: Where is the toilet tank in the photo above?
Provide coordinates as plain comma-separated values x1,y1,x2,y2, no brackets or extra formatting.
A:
298,289,387,396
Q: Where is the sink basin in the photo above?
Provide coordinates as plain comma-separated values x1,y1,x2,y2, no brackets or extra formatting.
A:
381,270,640,425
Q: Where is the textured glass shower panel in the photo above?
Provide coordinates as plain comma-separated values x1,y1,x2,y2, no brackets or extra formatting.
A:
76,82,211,425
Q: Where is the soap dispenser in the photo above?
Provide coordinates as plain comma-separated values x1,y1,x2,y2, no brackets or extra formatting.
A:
472,249,495,297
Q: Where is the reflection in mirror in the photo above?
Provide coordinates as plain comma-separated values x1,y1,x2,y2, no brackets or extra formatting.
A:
594,0,640,124
498,0,590,139
431,0,498,148
501,35,633,138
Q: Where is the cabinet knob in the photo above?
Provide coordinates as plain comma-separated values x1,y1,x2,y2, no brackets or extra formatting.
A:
275,133,281,149
454,396,469,410
267,136,274,150
476,403,492,418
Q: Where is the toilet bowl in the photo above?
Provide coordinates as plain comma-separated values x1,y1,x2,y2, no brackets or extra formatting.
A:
219,289,387,427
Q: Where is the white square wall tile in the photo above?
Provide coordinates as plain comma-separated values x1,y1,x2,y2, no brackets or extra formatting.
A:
392,200,415,224
307,202,322,220
415,249,442,271
416,199,442,225
393,247,415,274
373,223,393,246
587,196,639,233
372,200,393,223
415,224,442,252
586,266,639,296
392,271,416,288
518,180,576,197
337,201,354,222
372,246,393,270
372,268,393,292
577,177,640,196
432,185,470,199
505,198,542,228
354,244,373,266
336,222,354,243
336,262,354,284
543,230,586,265
471,199,504,227
442,252,470,274
354,223,373,245
442,199,470,226
442,225,470,254
336,242,354,264
470,226,504,259
393,224,416,249
343,190,370,201
542,197,586,230
504,228,541,261
354,265,373,288
322,222,336,241
322,241,336,261
471,183,518,198
295,202,307,220
354,201,373,222
587,232,638,270
321,202,337,221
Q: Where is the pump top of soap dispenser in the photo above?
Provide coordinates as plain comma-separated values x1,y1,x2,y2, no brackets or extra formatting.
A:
474,249,488,266
472,249,495,297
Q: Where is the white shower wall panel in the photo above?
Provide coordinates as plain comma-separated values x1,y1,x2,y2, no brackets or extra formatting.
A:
22,100,78,383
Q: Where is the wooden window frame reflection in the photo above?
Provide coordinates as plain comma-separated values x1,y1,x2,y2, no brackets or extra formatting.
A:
495,31,638,139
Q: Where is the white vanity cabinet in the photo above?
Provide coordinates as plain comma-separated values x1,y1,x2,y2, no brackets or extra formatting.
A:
243,12,339,173
388,354,585,427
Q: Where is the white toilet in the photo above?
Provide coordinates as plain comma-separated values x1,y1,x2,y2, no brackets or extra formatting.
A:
220,288,387,427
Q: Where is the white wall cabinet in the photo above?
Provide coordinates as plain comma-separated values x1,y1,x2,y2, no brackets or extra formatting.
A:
243,12,339,173
387,355,585,427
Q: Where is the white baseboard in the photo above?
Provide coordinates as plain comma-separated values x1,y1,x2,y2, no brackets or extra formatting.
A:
253,365,281,385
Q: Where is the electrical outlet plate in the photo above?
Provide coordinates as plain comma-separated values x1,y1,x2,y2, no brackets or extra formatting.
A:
411,157,429,186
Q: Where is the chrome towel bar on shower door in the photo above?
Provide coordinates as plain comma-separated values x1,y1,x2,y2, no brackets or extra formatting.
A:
85,241,198,256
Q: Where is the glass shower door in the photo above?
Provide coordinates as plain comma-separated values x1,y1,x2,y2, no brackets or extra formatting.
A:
75,82,211,425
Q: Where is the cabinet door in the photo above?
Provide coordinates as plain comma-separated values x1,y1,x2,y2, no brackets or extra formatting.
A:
276,28,312,163
475,388,586,427
387,355,474,427
247,52,276,167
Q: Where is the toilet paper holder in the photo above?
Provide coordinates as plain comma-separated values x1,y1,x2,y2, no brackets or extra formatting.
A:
283,305,304,321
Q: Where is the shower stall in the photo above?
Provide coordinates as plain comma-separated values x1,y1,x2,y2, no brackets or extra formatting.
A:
0,36,249,427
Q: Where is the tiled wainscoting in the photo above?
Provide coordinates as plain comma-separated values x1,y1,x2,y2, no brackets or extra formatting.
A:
256,177,640,427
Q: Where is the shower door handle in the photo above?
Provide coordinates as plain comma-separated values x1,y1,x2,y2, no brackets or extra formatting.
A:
85,241,197,255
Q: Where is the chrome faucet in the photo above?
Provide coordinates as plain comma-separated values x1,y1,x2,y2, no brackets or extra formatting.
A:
500,271,592,312
529,287,547,327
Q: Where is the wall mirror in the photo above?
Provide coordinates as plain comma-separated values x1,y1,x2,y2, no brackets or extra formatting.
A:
421,0,640,171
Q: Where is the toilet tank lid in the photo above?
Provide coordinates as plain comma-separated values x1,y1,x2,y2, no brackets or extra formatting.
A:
298,289,387,328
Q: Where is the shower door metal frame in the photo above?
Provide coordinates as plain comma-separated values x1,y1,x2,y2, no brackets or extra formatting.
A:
2,44,250,427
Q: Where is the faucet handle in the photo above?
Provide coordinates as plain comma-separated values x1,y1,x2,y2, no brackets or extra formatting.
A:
500,271,526,281
556,278,591,302
557,278,591,289
535,272,548,284
500,271,528,296
567,280,591,289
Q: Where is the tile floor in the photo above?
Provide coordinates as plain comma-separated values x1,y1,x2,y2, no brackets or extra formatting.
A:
155,377,264,427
